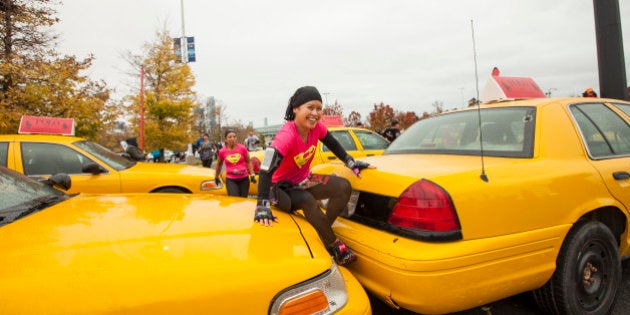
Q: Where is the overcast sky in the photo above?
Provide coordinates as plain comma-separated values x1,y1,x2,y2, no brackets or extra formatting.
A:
55,0,629,127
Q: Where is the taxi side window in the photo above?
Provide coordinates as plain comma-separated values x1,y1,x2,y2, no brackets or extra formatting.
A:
355,130,389,150
322,131,357,152
0,142,7,167
21,142,92,175
571,103,630,158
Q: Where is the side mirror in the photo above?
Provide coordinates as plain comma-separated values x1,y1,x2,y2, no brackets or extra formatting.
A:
43,173,72,191
82,163,105,175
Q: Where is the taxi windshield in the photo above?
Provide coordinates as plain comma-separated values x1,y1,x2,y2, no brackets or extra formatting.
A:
0,167,68,227
74,140,136,170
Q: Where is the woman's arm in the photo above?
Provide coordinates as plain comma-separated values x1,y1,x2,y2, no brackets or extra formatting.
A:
320,132,350,161
214,156,224,185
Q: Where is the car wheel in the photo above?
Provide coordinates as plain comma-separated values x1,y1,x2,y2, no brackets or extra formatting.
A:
532,220,621,315
153,187,187,193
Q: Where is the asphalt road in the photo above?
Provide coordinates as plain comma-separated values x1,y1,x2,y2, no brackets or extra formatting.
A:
370,257,630,315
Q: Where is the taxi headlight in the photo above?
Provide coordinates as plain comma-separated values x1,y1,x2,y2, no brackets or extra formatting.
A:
270,263,348,315
200,180,219,190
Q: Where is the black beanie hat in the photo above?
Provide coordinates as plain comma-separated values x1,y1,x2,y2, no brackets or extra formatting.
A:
284,86,322,121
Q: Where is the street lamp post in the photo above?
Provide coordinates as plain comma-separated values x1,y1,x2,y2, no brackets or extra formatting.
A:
139,65,145,151
180,0,187,63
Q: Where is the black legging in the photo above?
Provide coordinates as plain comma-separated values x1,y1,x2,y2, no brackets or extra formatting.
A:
226,177,250,197
273,174,351,247
201,158,213,168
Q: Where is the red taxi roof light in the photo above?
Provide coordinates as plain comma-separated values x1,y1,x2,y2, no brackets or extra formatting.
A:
387,179,460,232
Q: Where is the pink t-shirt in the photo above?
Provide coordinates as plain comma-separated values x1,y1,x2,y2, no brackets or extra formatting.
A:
272,121,328,185
218,144,250,179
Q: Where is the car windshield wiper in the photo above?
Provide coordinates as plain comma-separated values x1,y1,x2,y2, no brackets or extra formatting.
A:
0,194,69,227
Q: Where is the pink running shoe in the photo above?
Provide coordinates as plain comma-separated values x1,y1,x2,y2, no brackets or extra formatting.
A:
329,239,357,266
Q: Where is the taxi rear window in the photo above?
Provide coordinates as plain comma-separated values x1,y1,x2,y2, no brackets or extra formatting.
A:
386,107,536,158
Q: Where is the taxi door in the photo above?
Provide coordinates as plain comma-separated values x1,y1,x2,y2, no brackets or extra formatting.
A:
590,103,630,209
573,102,630,255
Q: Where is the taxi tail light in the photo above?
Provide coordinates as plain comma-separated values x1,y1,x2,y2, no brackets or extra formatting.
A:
387,179,461,232
278,289,329,315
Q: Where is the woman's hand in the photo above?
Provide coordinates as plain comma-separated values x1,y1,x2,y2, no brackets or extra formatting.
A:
254,199,278,226
344,157,375,178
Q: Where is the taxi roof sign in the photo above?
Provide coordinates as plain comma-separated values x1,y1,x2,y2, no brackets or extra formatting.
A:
18,115,75,136
480,69,546,103
320,115,344,127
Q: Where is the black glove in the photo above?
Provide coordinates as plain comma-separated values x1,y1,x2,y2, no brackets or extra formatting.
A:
344,157,370,176
254,199,276,222
215,177,221,186
250,174,257,184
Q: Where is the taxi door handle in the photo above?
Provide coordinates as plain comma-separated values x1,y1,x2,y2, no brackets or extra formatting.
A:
327,156,337,160
613,171,630,180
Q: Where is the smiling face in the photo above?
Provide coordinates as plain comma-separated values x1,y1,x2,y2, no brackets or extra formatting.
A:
293,100,323,130
225,132,237,147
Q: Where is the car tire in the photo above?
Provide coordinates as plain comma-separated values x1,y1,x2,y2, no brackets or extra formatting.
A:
532,220,621,315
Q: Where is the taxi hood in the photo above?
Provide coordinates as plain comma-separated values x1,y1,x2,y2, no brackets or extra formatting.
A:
0,194,332,312
2,193,328,267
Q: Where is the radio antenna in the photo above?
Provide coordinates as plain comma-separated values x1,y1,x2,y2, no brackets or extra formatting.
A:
471,19,488,182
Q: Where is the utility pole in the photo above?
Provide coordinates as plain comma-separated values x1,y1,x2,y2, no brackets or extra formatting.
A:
322,92,330,106
139,65,145,151
593,0,627,100
180,0,188,63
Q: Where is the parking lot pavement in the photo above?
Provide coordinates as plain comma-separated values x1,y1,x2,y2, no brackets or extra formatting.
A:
369,257,630,315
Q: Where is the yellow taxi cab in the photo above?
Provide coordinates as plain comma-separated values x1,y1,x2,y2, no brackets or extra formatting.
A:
307,126,390,165
232,126,389,196
0,166,371,314
312,97,630,314
0,134,220,194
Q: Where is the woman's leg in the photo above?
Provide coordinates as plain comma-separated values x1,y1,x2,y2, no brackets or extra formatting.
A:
288,189,337,246
237,177,250,197
306,175,351,225
278,178,356,265
226,177,249,197
225,178,241,196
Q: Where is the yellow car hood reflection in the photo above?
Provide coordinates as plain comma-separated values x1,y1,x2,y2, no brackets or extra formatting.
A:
0,194,331,314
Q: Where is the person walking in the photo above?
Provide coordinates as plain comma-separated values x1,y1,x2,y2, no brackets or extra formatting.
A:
198,133,215,168
382,119,401,142
215,129,256,197
254,85,374,266
194,132,204,155
245,131,261,151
